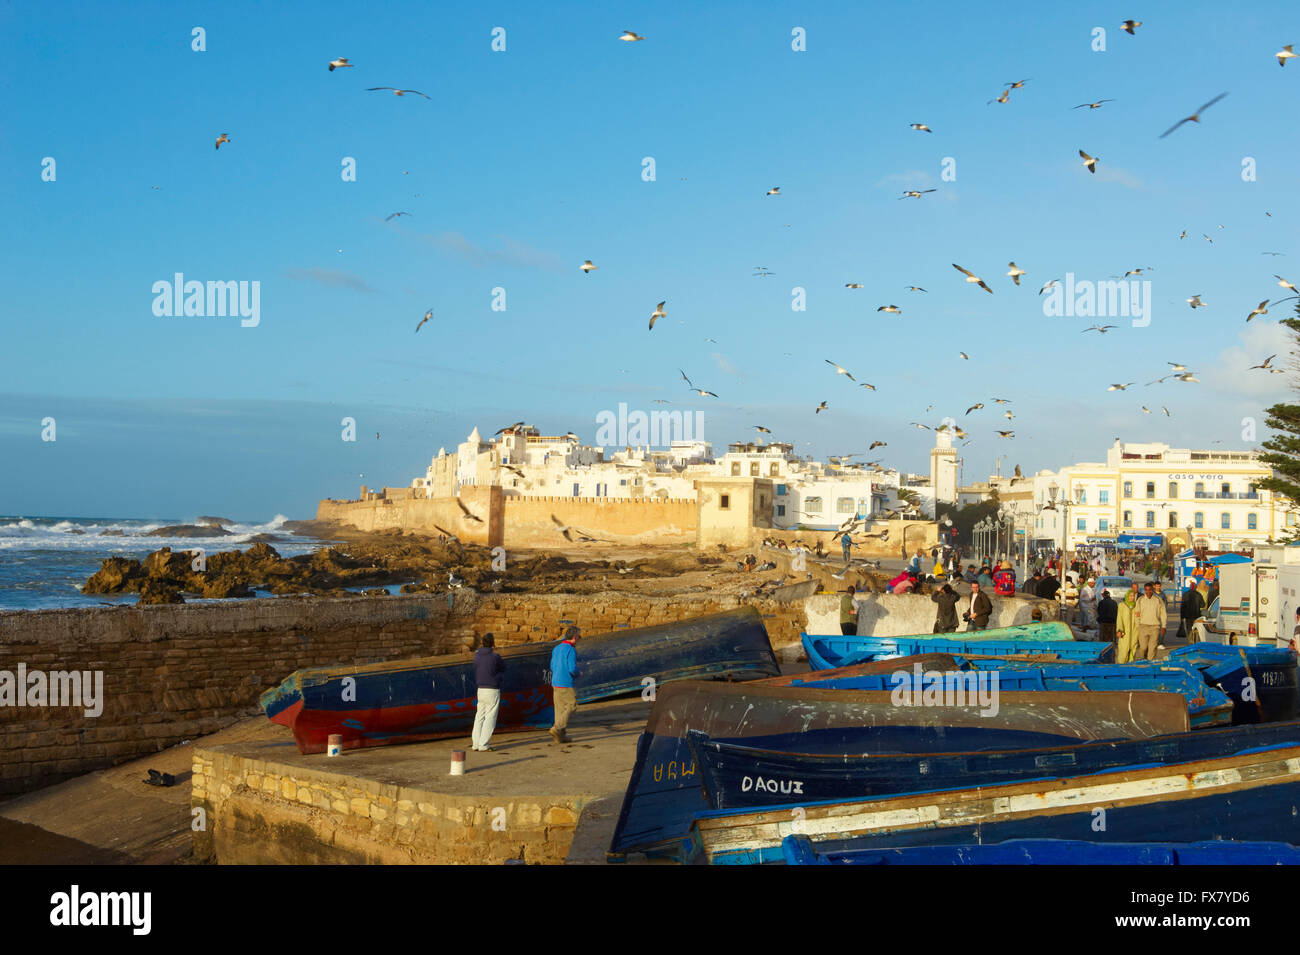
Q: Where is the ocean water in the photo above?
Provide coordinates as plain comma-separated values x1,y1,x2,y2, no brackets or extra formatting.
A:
0,515,328,611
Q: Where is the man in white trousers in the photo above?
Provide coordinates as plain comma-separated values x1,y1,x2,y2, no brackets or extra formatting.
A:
471,633,505,752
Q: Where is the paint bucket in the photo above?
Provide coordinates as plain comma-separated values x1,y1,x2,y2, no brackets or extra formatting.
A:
450,750,465,775
327,734,342,757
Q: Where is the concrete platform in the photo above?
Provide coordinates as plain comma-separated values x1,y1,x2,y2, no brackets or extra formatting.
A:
191,696,654,864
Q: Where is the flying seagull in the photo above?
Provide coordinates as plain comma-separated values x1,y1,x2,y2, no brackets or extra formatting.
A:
366,87,431,98
328,57,353,71
1083,324,1117,334
900,189,937,199
815,401,827,414
825,359,855,381
1249,355,1278,370
953,263,994,293
1107,382,1135,391
1122,19,1142,34
1006,79,1030,89
909,123,932,132
581,259,598,273
1247,299,1271,322
1187,295,1205,309
215,133,230,150
766,186,781,196
384,211,411,221
755,425,772,434
649,301,666,330
690,387,719,398
415,308,432,333
958,352,970,359
966,403,984,414
619,30,645,41
1007,262,1026,286
910,422,931,430
845,282,864,289
1167,362,1187,371
1159,92,1228,138
906,286,927,292
495,422,525,434
1079,149,1099,173
988,89,1011,105
1278,44,1297,67
1074,99,1115,110
868,440,887,450
877,305,902,314
456,499,484,523
996,430,1015,438
1039,279,1058,295
1162,406,1171,416
1277,275,1297,292
859,382,876,391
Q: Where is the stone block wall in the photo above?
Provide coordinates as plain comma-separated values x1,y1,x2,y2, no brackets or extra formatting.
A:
0,592,806,794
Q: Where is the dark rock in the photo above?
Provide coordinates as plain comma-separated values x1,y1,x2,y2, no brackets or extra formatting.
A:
82,557,144,594
138,580,185,605
195,516,233,527
98,528,125,537
146,524,232,538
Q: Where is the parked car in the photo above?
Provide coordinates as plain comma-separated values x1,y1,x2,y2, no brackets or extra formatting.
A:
1092,575,1133,600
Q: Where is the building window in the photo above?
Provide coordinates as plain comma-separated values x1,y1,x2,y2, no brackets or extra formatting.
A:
1123,481,1133,498
1248,513,1258,530
619,479,627,486
1195,512,1204,529
1195,482,1205,497
1221,482,1231,496
769,463,779,476
776,484,787,496
730,462,740,476
1145,511,1155,528
1168,482,1178,499
1099,490,1109,504
1145,482,1155,499
805,497,823,514
836,497,854,514
750,463,760,476
1123,510,1133,528
1221,512,1231,530
572,483,580,497
1099,518,1109,532
1076,518,1086,531
776,504,785,517
1169,511,1178,528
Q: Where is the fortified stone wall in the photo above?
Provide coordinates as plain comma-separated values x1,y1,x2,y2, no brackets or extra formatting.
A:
0,592,805,795
500,496,696,546
761,521,939,558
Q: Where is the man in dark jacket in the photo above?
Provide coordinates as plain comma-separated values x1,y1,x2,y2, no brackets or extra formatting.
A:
472,633,506,752
1036,574,1061,601
1177,585,1206,640
962,581,993,631
931,584,960,633
1021,570,1041,594
1096,590,1119,644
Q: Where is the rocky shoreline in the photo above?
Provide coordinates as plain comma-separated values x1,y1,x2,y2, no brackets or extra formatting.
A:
79,524,738,605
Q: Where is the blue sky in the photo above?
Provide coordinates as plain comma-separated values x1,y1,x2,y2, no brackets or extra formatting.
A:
3,0,1299,519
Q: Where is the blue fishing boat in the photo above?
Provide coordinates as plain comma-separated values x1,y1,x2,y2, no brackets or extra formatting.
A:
682,741,1300,864
804,629,1109,671
686,717,1300,814
787,660,1232,729
607,679,1189,860
780,835,1300,866
1167,642,1299,724
261,607,778,753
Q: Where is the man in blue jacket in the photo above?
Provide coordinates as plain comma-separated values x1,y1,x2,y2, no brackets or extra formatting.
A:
472,633,506,752
549,626,580,744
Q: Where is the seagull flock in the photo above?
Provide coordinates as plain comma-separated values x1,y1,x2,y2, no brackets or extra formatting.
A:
197,28,1298,475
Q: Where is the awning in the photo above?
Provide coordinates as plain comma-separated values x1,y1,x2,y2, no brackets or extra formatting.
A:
1116,534,1163,548
1206,553,1251,565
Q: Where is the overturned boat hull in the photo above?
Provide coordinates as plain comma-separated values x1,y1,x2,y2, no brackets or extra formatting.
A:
1168,643,1299,724
803,625,1109,671
684,742,1300,864
607,678,1189,860
687,717,1300,814
261,607,779,754
781,835,1300,866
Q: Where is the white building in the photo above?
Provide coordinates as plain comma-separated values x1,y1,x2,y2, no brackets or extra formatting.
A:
1028,440,1296,552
